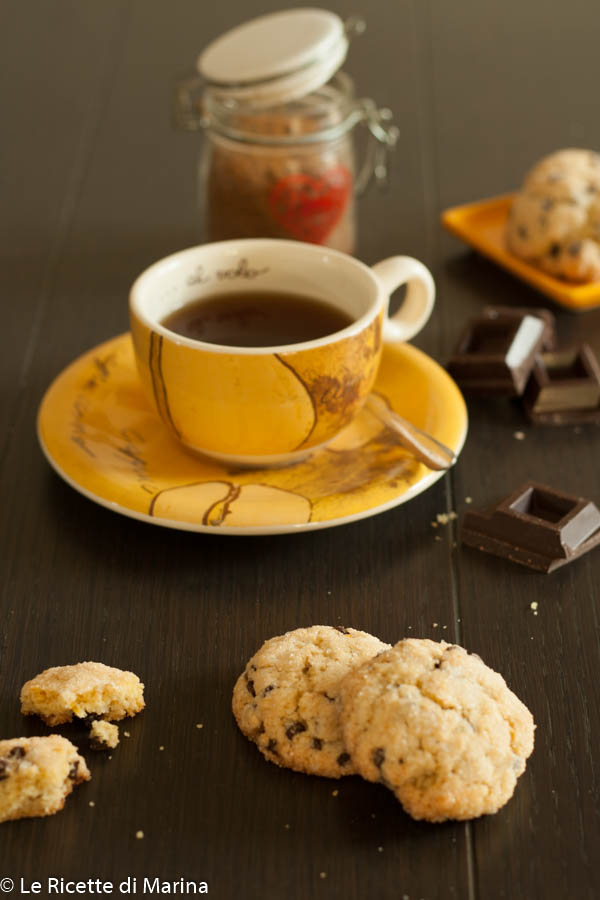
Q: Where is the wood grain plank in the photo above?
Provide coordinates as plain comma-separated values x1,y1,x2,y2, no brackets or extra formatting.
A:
426,0,600,896
0,1,130,456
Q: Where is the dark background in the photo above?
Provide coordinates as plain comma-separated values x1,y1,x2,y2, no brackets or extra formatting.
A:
2,1,600,898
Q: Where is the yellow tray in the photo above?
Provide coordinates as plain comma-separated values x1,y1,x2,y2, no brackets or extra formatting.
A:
441,193,600,311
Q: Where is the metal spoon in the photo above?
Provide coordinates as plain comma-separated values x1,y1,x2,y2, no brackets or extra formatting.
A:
366,394,457,471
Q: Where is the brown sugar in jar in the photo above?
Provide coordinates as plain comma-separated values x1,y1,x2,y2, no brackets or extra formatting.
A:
176,11,397,254
204,77,357,253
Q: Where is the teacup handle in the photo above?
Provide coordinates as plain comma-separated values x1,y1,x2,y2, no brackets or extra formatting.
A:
372,256,435,342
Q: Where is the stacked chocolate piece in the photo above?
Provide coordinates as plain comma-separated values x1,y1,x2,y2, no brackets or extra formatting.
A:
447,306,600,423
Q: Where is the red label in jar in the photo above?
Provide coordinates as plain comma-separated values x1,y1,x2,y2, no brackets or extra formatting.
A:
268,166,352,244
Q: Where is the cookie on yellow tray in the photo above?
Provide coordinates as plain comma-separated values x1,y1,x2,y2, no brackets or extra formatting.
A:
507,148,600,282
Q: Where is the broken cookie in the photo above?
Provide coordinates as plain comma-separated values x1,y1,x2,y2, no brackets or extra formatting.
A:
0,736,90,823
20,661,145,726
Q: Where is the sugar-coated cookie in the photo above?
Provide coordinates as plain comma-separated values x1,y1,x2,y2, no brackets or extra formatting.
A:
21,661,145,726
233,626,390,778
0,736,90,823
339,639,535,822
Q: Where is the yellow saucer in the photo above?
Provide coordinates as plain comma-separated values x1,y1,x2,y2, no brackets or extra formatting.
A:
37,334,467,535
442,193,600,311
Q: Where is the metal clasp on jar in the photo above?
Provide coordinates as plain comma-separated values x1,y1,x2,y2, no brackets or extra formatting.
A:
352,99,399,193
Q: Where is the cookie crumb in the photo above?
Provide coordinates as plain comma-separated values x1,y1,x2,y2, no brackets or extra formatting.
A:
431,521,438,528
284,823,290,830
89,801,95,807
514,431,526,440
159,746,165,751
434,535,442,542
332,789,339,797
432,623,438,628
377,846,384,853
123,731,131,738
319,873,327,880
530,602,538,610
135,830,144,840
196,723,203,729
89,720,119,751
465,496,472,504
436,511,458,525
371,813,376,819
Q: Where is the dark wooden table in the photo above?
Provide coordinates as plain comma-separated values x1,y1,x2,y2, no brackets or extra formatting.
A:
2,1,600,898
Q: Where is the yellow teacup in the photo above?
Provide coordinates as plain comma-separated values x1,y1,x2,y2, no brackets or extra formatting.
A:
129,239,435,465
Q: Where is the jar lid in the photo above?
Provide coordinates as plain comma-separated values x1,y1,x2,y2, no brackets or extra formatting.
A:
198,9,350,107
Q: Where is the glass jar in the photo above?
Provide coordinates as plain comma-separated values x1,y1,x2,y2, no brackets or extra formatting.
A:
204,73,359,253
175,15,398,254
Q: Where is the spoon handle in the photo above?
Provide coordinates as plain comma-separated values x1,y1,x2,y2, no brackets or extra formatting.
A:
366,394,457,471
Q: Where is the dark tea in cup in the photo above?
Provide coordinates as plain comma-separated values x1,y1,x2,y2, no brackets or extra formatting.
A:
161,291,354,347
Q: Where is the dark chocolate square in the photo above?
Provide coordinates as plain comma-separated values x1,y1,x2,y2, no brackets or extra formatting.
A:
462,481,600,572
482,306,556,351
447,308,554,396
523,344,600,424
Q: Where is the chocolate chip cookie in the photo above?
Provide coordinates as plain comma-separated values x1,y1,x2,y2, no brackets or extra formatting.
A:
0,736,90,823
507,148,600,282
339,639,535,821
233,626,389,778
